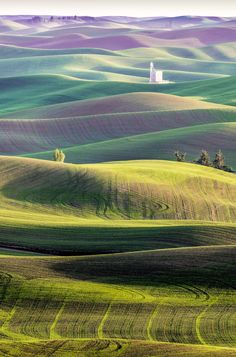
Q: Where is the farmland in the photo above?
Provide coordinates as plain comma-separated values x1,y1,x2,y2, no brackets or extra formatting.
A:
0,14,235,356
0,246,235,356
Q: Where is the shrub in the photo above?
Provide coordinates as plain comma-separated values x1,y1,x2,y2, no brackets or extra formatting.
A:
213,150,234,172
53,148,65,163
174,151,186,162
213,150,225,170
195,150,211,167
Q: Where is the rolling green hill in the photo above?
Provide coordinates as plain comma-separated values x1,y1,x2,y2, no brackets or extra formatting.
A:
160,76,236,106
4,91,227,118
0,51,228,84
1,74,236,118
0,157,234,254
1,157,235,221
1,105,235,171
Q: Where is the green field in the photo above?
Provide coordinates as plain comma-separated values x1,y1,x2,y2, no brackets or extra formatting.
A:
1,75,236,117
0,39,235,172
26,122,236,169
0,246,234,356
0,75,235,170
0,157,234,355
0,15,236,356
0,157,235,254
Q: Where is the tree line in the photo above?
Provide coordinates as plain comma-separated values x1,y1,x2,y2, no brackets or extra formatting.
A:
174,149,233,172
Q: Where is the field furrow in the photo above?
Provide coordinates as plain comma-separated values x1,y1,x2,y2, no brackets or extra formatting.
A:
199,300,236,347
150,304,204,344
54,301,109,338
103,303,155,340
8,299,59,339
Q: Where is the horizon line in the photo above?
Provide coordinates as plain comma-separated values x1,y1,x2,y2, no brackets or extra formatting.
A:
0,14,235,18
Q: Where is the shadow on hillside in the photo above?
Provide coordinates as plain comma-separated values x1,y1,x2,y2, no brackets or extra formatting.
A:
0,224,235,256
51,245,236,290
2,163,105,208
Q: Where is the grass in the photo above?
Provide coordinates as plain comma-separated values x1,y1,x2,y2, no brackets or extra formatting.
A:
0,157,234,254
0,245,234,354
0,52,225,86
160,76,236,106
6,91,224,118
121,43,236,62
0,45,121,59
0,21,236,356
0,91,235,175
26,122,236,169
1,339,236,356
0,74,235,116
0,220,235,254
0,74,235,118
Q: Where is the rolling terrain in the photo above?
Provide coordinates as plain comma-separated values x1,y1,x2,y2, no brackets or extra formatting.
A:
0,156,235,254
0,15,235,356
27,122,236,167
0,246,235,356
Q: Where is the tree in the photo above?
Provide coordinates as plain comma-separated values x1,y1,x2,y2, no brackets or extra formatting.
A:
53,148,65,163
213,150,225,169
174,151,186,162
196,150,211,167
213,150,233,172
53,148,59,161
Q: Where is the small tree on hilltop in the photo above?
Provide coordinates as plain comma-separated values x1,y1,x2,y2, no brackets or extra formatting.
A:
53,148,60,161
196,150,211,167
174,150,186,162
213,150,225,170
53,148,65,163
213,149,233,172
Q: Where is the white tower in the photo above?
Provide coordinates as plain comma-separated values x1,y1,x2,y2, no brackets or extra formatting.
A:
149,62,157,83
149,62,164,84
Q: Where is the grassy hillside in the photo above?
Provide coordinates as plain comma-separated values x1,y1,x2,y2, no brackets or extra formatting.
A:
160,76,236,106
4,92,224,118
27,122,236,169
0,157,234,253
0,51,229,84
1,74,236,117
0,97,235,170
155,27,236,45
124,43,236,62
0,44,120,58
1,106,235,165
2,42,236,62
1,157,235,221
